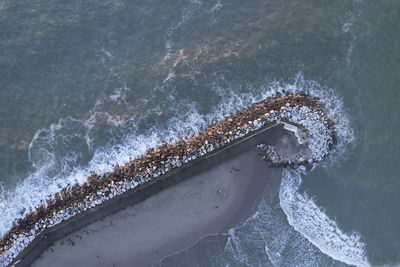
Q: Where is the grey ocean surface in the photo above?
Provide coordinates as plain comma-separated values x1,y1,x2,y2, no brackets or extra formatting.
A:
0,0,399,266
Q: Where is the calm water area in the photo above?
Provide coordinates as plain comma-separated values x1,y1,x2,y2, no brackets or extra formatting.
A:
1,0,399,266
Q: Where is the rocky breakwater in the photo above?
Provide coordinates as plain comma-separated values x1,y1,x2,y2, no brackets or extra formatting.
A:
0,93,336,266
256,98,336,166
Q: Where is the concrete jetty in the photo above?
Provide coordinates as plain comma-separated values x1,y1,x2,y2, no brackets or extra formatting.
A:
14,122,305,267
1,93,336,266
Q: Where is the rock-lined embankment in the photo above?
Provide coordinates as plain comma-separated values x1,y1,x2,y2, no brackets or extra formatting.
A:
0,93,336,266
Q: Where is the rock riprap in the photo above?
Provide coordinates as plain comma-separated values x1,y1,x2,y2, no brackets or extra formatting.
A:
0,92,336,266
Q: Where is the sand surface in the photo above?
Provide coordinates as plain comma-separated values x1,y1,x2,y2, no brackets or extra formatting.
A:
32,150,281,267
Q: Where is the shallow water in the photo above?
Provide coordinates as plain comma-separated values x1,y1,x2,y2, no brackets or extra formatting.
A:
1,0,399,266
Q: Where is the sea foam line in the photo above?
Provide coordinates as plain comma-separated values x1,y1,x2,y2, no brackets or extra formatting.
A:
279,168,370,267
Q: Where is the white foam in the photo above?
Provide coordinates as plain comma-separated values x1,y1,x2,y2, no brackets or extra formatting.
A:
209,0,223,13
342,1,362,66
279,167,370,267
222,184,343,266
163,0,203,60
264,244,282,266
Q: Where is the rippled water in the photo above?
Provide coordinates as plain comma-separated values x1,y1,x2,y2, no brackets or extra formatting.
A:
1,0,399,266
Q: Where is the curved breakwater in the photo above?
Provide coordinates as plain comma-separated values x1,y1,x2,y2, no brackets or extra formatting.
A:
0,93,335,266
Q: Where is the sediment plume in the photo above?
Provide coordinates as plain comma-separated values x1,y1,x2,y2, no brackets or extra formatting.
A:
0,92,336,266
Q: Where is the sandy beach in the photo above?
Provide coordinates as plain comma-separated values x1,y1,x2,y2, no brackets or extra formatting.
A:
32,150,282,267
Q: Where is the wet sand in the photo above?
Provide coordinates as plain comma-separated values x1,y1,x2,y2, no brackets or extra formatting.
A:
32,150,282,267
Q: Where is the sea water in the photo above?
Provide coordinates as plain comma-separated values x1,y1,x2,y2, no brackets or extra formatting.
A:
1,0,399,266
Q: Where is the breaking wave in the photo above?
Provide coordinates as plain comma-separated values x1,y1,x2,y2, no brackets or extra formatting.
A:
279,168,369,267
223,194,346,267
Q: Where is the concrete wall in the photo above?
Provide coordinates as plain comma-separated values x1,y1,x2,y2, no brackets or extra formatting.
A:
13,121,293,267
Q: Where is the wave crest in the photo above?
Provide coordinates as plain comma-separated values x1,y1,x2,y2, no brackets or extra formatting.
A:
279,167,370,267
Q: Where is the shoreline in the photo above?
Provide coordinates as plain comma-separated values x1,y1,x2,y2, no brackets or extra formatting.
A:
33,150,282,267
